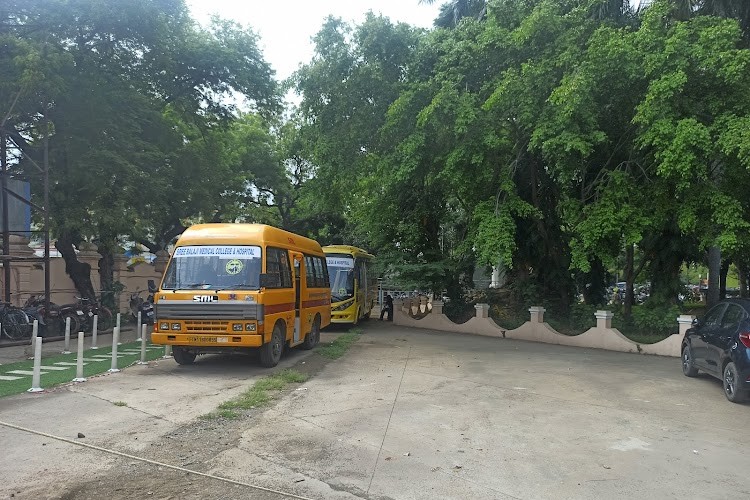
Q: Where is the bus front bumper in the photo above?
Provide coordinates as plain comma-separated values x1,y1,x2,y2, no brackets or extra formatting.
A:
151,332,263,348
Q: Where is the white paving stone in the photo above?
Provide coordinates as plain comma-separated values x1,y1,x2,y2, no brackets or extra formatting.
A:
0,375,23,381
6,370,46,376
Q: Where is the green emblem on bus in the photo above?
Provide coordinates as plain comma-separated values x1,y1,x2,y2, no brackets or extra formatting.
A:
225,259,244,275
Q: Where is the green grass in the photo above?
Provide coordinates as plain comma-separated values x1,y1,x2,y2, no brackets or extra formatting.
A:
113,401,128,407
0,341,165,398
315,331,360,359
202,369,308,420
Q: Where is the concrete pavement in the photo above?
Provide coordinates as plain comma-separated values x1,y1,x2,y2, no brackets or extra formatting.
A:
1,320,749,499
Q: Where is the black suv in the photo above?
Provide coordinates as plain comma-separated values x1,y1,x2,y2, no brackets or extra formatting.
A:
682,299,750,403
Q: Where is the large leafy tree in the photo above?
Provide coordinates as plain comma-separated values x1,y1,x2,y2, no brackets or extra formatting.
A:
1,0,279,299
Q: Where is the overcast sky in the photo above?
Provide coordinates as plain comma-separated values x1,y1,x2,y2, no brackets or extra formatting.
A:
185,0,442,82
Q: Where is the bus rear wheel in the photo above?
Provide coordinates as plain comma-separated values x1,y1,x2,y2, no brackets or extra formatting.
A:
301,316,320,350
260,325,283,367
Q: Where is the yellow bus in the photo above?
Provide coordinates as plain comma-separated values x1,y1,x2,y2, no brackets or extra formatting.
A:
151,224,331,367
323,245,376,324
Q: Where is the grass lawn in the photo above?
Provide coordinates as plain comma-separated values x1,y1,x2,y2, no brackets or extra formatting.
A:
0,341,166,398
315,330,360,359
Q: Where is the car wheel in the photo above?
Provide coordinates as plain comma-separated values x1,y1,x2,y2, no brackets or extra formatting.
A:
681,345,699,377
300,316,320,350
260,325,284,367
723,362,748,403
173,347,196,365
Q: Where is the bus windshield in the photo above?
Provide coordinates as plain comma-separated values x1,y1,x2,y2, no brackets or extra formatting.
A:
161,245,262,290
327,255,355,302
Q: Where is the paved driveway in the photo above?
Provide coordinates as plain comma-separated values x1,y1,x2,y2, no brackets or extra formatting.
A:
246,321,749,499
1,321,748,499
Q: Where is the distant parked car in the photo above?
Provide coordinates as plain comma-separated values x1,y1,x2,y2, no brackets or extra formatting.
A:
681,299,750,403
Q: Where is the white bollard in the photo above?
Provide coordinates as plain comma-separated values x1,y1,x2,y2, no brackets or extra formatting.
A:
108,326,120,373
28,336,44,392
62,317,72,354
73,332,86,382
138,323,148,365
163,344,172,358
27,320,39,360
116,312,121,331
91,314,98,349
136,310,142,341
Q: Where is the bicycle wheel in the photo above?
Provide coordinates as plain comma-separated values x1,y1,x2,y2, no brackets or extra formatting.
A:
97,307,114,332
3,309,33,340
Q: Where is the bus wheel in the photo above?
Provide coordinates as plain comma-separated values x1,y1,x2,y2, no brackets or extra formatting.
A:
260,325,283,367
173,348,196,365
301,316,320,350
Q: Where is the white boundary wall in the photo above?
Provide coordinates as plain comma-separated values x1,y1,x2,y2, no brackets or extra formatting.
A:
393,299,691,357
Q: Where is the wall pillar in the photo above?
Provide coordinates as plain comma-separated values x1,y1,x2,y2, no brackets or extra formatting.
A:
431,300,444,315
9,236,35,306
77,243,100,296
595,310,614,329
529,306,546,323
154,250,169,274
475,303,489,318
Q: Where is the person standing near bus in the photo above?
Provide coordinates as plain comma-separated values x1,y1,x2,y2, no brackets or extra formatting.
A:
380,294,393,321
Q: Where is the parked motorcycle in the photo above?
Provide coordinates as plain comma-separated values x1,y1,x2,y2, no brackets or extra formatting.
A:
23,295,64,337
129,280,156,325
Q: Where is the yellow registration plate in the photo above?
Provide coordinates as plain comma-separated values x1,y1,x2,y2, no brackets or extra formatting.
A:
187,336,229,343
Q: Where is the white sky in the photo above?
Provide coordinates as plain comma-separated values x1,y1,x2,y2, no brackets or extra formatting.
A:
186,0,442,82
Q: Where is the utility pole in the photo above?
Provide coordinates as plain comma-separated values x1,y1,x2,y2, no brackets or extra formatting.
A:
44,116,50,311
1,130,10,303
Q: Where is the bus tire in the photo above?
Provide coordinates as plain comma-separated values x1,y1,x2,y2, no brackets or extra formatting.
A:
300,316,320,350
260,324,284,367
173,347,196,365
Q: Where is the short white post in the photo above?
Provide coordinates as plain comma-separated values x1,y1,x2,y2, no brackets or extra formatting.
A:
62,317,72,354
431,300,444,315
677,315,695,336
116,312,121,331
28,336,43,393
91,314,99,349
163,344,172,358
73,332,86,382
136,310,142,341
138,323,148,365
27,320,39,360
529,306,546,323
475,303,490,318
595,310,614,329
108,326,120,373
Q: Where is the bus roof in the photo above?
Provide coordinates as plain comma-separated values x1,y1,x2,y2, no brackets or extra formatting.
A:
176,224,324,255
323,245,374,260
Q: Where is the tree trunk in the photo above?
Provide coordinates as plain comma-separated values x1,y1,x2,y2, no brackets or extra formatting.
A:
719,258,730,300
739,263,748,298
55,232,96,300
707,246,721,307
97,237,116,309
624,244,635,319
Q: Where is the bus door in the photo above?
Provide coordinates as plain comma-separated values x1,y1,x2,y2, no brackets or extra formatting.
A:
291,251,303,343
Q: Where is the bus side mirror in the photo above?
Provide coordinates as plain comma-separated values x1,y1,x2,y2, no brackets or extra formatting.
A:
147,279,157,293
259,273,273,288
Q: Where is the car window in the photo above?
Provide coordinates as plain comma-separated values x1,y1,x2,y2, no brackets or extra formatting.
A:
702,304,726,327
721,304,745,329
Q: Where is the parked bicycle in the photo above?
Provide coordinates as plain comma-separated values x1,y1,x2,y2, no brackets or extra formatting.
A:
0,302,34,340
74,296,114,333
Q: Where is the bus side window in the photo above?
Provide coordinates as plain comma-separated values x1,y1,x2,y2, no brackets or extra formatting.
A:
313,256,326,288
305,256,316,287
266,247,293,288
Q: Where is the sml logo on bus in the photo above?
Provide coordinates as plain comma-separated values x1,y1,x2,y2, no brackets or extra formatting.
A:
193,295,218,302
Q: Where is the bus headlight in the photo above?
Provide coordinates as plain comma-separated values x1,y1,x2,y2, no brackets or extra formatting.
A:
159,322,169,331
233,323,243,331
246,323,256,331
171,323,181,331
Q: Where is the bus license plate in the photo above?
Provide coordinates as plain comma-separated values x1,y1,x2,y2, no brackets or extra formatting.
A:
187,336,228,343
